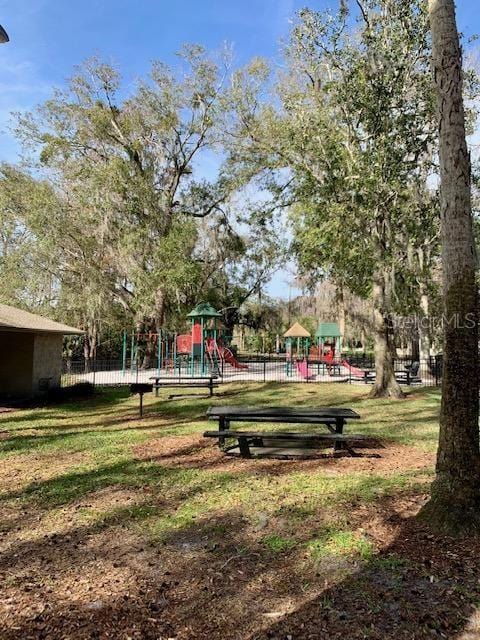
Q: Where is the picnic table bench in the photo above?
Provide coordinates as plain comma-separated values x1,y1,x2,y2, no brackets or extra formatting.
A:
149,376,219,398
204,406,372,458
130,377,219,417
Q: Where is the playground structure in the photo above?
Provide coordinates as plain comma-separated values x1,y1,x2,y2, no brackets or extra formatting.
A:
308,322,373,379
283,322,314,379
122,303,248,378
282,320,372,381
309,322,342,361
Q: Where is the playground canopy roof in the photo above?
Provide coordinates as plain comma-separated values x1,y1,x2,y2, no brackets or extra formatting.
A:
283,322,311,338
315,322,341,339
0,303,83,335
187,302,222,319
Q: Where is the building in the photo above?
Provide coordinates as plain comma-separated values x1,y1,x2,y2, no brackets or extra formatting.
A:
0,304,83,397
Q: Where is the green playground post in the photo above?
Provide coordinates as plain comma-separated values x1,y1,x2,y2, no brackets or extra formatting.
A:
122,330,127,375
285,337,292,376
130,331,135,373
174,333,178,375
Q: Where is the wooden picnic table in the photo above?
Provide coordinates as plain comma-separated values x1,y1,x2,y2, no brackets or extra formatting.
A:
149,375,218,398
205,406,363,457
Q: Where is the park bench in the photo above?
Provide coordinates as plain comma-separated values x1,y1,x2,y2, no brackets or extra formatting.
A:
204,406,376,458
395,361,422,386
149,375,219,398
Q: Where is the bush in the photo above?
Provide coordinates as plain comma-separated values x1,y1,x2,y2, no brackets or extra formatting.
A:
47,382,95,403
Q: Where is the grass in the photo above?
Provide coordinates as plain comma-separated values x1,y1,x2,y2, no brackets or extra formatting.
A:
262,534,297,552
0,382,449,638
307,527,374,562
0,382,439,516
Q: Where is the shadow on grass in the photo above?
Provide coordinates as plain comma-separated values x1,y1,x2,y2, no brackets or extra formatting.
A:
0,389,133,427
0,455,235,507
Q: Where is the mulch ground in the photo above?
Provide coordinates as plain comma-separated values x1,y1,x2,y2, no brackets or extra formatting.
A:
133,432,435,474
0,434,479,640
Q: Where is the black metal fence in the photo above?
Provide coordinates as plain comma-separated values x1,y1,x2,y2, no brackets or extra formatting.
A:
61,355,443,389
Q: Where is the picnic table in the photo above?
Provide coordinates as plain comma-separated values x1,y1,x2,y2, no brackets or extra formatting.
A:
149,375,218,398
204,406,371,458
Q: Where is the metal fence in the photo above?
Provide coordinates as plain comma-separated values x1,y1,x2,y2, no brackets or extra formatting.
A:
61,355,443,389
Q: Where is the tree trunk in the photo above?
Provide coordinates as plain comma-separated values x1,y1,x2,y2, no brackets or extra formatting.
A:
421,0,480,531
411,329,420,361
369,271,404,398
83,321,97,373
89,324,97,361
154,289,166,331
142,323,157,369
360,327,366,353
336,284,346,349
83,336,90,373
141,289,166,369
418,281,431,363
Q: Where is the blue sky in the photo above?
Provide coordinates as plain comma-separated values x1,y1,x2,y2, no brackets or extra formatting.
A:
0,0,479,298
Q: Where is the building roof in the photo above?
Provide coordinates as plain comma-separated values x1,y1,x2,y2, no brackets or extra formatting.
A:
315,322,341,338
187,302,222,319
283,322,311,338
0,304,84,335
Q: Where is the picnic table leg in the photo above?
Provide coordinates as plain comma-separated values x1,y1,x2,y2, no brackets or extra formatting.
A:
155,382,159,398
209,377,213,397
334,418,345,452
219,416,228,449
238,436,251,458
139,392,144,418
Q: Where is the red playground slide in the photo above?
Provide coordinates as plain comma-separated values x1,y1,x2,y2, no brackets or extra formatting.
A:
341,359,371,379
222,347,249,369
206,339,249,369
296,359,314,380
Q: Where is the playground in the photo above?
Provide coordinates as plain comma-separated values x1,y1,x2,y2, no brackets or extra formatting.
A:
66,306,434,388
1,382,479,639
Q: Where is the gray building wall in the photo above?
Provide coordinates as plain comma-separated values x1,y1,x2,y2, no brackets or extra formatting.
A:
0,331,35,396
0,331,63,397
32,333,63,394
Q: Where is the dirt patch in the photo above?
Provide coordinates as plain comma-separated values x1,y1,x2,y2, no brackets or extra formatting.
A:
1,491,480,639
134,434,434,476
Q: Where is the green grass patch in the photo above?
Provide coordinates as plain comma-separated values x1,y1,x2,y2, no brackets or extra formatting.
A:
262,534,297,553
307,526,374,561
370,553,409,570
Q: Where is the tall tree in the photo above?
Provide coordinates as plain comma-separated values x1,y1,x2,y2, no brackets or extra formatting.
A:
226,1,438,397
420,0,480,529
14,50,232,335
